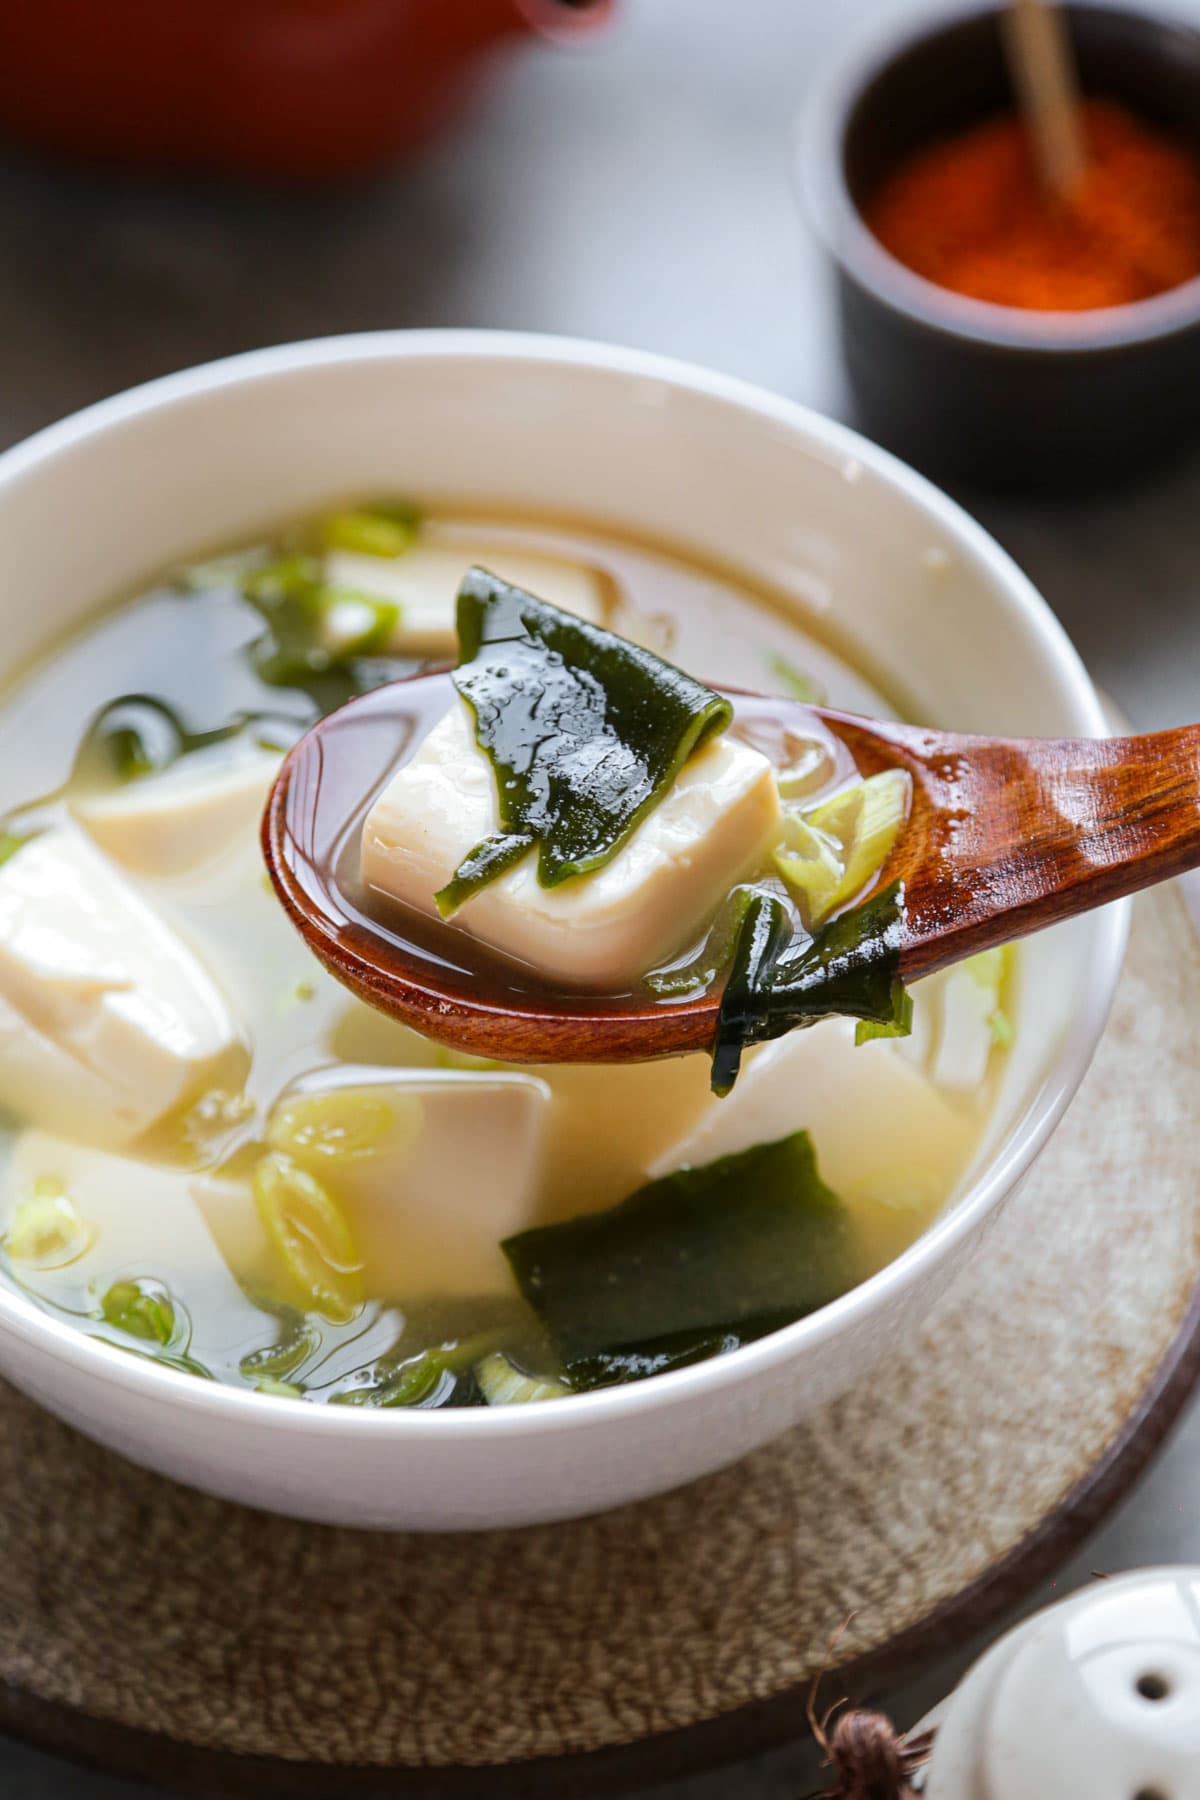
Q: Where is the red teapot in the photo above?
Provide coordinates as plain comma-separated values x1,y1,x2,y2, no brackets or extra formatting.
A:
0,0,612,181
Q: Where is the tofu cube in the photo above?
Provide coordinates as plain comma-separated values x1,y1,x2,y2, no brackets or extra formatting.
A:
325,537,613,661
267,1067,552,1297
648,1017,974,1213
0,830,248,1148
71,744,280,879
4,1129,263,1323
192,1164,280,1296
361,702,782,989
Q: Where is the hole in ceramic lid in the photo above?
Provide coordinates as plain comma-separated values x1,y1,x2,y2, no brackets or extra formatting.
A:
1136,1673,1172,1702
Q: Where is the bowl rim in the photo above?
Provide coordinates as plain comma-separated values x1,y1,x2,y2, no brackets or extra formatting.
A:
0,327,1129,1442
797,0,1200,355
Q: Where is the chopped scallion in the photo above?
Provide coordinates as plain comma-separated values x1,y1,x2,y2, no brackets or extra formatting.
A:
774,770,910,928
767,653,827,707
268,1089,408,1165
330,1349,469,1409
252,1153,363,1325
929,945,1014,1088
70,694,257,789
0,829,36,870
239,1311,319,1382
476,1352,570,1405
2,1182,93,1269
319,505,419,559
775,738,836,799
100,1277,176,1346
772,814,843,924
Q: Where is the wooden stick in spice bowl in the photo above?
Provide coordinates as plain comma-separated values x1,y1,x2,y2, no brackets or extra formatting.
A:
1002,0,1087,199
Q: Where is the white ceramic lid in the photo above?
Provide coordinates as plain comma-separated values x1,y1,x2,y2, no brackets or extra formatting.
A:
926,1567,1200,1799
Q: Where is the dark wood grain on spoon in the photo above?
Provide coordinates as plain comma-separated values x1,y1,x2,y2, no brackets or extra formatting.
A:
261,671,1200,1064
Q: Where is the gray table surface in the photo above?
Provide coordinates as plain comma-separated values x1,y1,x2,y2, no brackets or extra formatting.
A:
2,1,1199,1792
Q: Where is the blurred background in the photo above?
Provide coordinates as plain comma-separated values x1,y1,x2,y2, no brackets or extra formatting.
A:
2,0,1199,1793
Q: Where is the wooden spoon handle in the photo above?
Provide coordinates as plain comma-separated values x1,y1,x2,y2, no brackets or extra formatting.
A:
858,721,1200,976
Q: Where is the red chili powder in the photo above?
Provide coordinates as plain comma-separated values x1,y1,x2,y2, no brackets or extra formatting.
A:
865,98,1200,310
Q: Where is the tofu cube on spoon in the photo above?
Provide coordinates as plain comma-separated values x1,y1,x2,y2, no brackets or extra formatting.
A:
361,700,780,990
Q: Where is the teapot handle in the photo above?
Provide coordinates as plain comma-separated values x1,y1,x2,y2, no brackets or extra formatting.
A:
515,0,615,43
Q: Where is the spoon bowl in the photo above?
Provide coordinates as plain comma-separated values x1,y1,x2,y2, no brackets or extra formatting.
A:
262,668,1200,1065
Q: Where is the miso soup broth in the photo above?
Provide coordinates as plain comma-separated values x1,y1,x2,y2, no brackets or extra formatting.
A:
0,507,1013,1405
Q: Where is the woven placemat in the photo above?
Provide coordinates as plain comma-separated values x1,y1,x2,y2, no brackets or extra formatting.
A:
0,885,1197,1797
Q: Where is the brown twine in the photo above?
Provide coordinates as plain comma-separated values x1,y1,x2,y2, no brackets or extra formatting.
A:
803,1617,936,1799
808,1711,934,1799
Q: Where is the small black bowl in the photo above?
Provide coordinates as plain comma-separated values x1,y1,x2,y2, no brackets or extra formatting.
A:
800,0,1200,492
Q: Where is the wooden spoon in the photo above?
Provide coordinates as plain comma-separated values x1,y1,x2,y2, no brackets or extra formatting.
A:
262,670,1200,1065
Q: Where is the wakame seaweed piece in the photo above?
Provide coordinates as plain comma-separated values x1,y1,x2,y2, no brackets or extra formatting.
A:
854,1009,915,1046
437,567,733,912
502,1130,855,1362
564,1311,799,1392
71,695,262,788
240,553,401,710
708,878,912,1094
710,888,795,1096
765,878,912,1038
644,884,758,1000
435,830,538,917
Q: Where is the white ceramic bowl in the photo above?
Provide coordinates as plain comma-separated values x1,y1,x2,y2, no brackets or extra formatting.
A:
0,332,1126,1530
